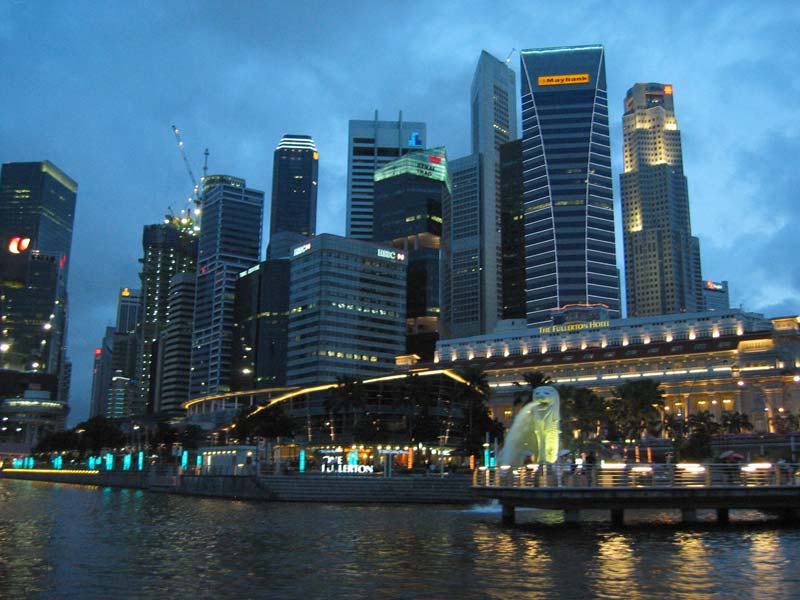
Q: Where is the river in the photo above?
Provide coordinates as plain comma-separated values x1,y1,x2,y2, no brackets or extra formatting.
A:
1,479,799,599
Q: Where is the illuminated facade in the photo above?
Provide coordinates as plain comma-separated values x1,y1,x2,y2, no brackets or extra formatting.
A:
519,46,620,325
136,220,197,414
622,82,703,317
286,234,406,386
267,134,318,259
434,311,800,433
0,161,76,399
190,175,263,398
373,147,449,360
346,111,426,240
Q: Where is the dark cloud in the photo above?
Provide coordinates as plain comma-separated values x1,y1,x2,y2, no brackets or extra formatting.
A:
1,1,798,424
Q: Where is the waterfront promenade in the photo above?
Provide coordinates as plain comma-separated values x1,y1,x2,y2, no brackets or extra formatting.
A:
474,462,800,525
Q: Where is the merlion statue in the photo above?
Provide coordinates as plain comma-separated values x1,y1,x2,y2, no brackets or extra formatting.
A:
498,386,560,466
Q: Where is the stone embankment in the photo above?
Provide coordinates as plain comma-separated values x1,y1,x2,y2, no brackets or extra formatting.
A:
1,469,476,504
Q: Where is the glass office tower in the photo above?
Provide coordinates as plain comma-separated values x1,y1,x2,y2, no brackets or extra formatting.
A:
520,45,620,326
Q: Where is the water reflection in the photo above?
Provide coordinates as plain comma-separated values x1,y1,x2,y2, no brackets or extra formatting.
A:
2,480,800,599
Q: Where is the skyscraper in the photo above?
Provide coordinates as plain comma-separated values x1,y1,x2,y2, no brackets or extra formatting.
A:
286,235,406,386
373,147,449,360
267,134,318,259
190,175,263,398
0,161,76,395
471,51,517,332
153,272,196,418
346,111,426,240
135,218,197,414
621,82,704,317
519,45,620,326
499,139,526,320
443,51,516,338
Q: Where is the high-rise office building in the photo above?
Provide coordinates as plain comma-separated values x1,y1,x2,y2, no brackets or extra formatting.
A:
267,134,318,259
0,161,76,402
373,147,449,360
286,234,406,386
471,51,517,332
621,82,703,317
703,280,730,311
153,272,196,418
443,52,517,338
116,287,141,334
190,175,263,398
89,330,114,418
135,218,197,414
442,154,482,339
499,139,526,320
231,259,290,391
519,45,620,326
346,111,426,240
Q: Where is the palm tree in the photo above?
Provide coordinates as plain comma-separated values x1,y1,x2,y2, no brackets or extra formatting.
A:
560,385,605,448
512,371,553,407
720,411,754,434
606,379,664,441
454,366,502,456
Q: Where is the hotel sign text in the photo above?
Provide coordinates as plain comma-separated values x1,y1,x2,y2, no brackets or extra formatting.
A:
538,320,610,334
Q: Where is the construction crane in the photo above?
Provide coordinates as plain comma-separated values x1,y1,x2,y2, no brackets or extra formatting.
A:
170,125,207,233
171,124,209,208
505,48,516,64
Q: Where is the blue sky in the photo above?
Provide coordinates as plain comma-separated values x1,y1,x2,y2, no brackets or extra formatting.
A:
2,1,798,425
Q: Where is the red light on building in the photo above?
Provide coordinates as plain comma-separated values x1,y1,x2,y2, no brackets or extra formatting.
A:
8,236,31,254
94,348,102,356
59,255,67,269
664,84,673,95
428,155,442,165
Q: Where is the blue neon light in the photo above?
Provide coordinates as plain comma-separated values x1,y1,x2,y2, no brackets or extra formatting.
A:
181,450,188,470
105,453,114,470
137,451,144,471
123,454,131,471
299,450,306,472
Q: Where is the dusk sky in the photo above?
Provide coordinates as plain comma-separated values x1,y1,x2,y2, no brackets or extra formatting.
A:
2,1,798,425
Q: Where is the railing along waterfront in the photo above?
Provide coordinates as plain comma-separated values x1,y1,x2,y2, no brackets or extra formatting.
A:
473,462,800,489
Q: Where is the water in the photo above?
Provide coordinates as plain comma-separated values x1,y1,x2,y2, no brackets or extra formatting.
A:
2,479,800,599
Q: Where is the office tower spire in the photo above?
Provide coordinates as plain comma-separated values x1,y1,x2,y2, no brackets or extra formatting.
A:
267,134,318,259
519,45,620,325
621,83,703,316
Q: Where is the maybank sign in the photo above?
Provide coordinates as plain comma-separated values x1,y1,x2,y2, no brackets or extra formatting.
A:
538,320,610,334
538,73,590,86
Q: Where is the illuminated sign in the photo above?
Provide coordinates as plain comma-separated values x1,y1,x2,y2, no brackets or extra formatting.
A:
664,84,673,95
321,455,374,474
428,154,442,165
8,236,31,254
537,73,590,86
94,348,102,356
292,242,312,257
705,281,724,291
377,248,406,261
121,287,131,297
538,320,610,334
408,131,422,147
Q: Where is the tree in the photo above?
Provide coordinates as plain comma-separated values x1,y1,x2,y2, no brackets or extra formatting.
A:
605,379,664,441
237,403,295,442
720,411,754,434
454,366,504,456
513,371,553,407
559,385,605,449
324,376,367,441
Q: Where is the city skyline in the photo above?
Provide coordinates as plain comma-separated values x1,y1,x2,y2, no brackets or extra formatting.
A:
1,2,798,424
